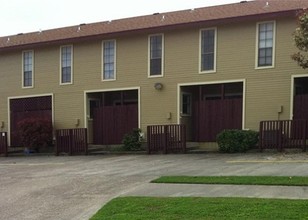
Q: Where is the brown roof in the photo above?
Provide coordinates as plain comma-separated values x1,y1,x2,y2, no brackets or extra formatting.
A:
0,0,307,52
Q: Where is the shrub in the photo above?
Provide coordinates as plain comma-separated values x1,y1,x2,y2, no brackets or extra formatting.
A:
17,118,53,151
122,128,143,151
217,129,258,153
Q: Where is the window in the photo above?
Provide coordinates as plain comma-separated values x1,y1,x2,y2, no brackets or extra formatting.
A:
181,93,192,116
89,99,100,119
22,51,34,88
60,45,73,84
256,21,275,68
149,34,163,76
200,28,216,73
102,40,116,80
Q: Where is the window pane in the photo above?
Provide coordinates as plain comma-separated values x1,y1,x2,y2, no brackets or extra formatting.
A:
266,23,273,31
265,39,273,47
182,93,192,115
259,40,266,48
149,35,163,76
24,71,32,87
150,58,162,75
61,46,72,83
258,22,274,67
266,56,272,65
259,48,266,57
62,67,71,83
103,40,115,80
202,53,214,71
150,35,162,59
259,57,266,66
259,23,266,32
23,51,33,87
201,29,215,71
266,31,273,39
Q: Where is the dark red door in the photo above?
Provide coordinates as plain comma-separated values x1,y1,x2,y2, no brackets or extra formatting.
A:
193,83,243,142
93,104,138,145
293,94,308,136
194,98,242,142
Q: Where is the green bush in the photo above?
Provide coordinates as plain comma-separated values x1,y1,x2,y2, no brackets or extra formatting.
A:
217,129,258,153
122,128,143,151
17,117,53,152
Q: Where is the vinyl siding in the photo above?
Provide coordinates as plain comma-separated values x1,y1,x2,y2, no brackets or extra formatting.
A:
0,16,306,139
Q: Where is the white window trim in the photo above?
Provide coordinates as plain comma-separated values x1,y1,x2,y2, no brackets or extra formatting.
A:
255,20,276,70
102,39,117,81
22,50,34,89
148,33,164,78
180,92,192,116
199,27,217,74
60,45,73,85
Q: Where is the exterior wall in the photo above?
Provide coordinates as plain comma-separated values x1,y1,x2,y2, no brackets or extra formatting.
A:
0,16,306,142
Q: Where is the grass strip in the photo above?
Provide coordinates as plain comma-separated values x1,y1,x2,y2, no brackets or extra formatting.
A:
151,176,308,186
90,197,308,220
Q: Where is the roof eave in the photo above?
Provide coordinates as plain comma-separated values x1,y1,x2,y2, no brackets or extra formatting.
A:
0,9,298,53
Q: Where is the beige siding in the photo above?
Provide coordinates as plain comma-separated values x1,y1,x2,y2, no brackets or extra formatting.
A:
0,16,306,140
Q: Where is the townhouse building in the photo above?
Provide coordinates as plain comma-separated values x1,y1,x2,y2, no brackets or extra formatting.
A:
0,0,308,148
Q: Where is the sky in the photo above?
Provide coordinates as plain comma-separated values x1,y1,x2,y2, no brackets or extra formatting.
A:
0,0,239,37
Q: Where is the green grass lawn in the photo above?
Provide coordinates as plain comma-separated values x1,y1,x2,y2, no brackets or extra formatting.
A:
151,176,308,186
90,197,308,220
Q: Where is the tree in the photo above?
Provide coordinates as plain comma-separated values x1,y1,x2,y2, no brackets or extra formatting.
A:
292,9,308,69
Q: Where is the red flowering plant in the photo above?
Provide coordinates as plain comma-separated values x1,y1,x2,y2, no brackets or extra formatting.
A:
17,118,52,152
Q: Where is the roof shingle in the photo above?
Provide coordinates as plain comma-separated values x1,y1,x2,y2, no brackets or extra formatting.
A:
1,0,307,51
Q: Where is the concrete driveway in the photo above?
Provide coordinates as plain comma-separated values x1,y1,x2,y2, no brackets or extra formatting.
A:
0,153,308,220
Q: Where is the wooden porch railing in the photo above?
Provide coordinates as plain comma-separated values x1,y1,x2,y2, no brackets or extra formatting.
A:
259,120,306,152
147,124,186,154
55,128,88,156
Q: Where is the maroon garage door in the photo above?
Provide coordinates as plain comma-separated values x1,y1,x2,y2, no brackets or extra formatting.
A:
10,96,52,147
193,83,243,142
93,104,138,145
92,90,139,145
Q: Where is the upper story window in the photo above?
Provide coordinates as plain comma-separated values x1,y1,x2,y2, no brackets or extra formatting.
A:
60,45,73,84
102,40,116,81
256,21,275,68
22,50,34,88
149,34,164,77
200,28,217,73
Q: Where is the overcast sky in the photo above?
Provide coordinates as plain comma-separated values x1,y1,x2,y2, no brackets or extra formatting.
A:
0,0,240,37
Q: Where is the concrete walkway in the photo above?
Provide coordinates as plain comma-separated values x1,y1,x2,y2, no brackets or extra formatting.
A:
0,152,307,220
124,183,308,200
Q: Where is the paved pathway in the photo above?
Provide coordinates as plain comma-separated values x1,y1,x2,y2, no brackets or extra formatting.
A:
124,183,308,199
0,152,307,220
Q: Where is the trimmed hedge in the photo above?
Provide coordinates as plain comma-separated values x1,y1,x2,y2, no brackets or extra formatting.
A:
122,128,143,151
217,129,258,153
